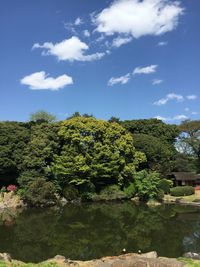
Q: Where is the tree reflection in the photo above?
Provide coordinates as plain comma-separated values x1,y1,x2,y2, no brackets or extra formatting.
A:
0,203,200,263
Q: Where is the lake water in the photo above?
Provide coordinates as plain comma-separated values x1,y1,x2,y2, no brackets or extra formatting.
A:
1,202,200,263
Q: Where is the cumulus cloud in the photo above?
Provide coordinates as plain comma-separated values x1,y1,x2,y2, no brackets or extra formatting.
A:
133,65,158,75
112,36,133,48
154,93,184,105
157,41,168,46
186,95,197,100
20,71,73,91
33,36,105,62
83,30,91,37
74,17,83,26
94,0,184,38
108,73,130,86
152,79,163,85
155,114,188,122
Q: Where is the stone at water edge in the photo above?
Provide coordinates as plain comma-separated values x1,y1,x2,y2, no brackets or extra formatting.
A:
183,252,200,259
0,252,12,262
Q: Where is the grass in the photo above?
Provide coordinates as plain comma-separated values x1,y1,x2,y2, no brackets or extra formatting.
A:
179,258,200,266
0,261,58,267
164,190,200,204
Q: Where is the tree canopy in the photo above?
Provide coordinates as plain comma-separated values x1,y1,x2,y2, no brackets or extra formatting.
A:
52,117,146,190
30,110,57,123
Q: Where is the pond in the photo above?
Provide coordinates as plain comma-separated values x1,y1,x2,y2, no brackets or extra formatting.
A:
1,202,200,263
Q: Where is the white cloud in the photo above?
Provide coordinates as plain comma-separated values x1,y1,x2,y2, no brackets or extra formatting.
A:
133,65,158,75
186,95,197,100
155,114,188,122
154,93,184,105
20,71,73,91
185,107,189,112
94,0,184,38
108,73,130,86
33,36,105,62
157,41,168,46
112,36,133,48
83,30,90,37
74,17,83,26
152,79,163,85
191,111,198,115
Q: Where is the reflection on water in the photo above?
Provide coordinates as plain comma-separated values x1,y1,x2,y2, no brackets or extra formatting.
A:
0,202,200,263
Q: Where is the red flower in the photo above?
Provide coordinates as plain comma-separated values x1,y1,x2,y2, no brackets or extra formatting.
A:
7,185,17,192
195,186,200,191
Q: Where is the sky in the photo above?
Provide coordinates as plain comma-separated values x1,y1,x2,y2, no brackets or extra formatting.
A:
0,0,200,123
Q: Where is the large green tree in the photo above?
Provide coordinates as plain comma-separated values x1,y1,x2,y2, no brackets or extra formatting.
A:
0,122,30,185
30,110,56,123
19,122,60,183
121,118,179,144
133,134,177,174
177,120,200,172
52,117,146,190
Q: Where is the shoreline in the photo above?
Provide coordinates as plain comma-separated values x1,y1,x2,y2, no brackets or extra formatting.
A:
0,251,192,267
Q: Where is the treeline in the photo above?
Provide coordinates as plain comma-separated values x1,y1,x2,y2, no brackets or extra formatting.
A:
0,111,199,205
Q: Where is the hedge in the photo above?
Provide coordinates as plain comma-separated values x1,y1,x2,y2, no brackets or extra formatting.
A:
170,186,194,197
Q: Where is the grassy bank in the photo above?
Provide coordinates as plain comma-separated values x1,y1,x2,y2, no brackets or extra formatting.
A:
164,190,200,205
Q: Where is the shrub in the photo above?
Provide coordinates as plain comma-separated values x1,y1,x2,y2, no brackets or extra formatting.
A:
7,184,17,192
17,170,44,188
22,177,56,207
91,185,127,201
134,170,162,201
0,186,7,193
158,179,173,194
62,185,79,201
170,186,194,197
123,183,136,198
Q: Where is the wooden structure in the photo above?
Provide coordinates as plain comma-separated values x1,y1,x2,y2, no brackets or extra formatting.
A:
170,172,200,187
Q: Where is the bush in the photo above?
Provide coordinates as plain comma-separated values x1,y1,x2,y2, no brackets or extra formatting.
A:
134,170,162,201
62,185,79,201
123,183,136,198
22,177,56,207
91,185,127,201
17,170,44,188
170,186,194,197
158,179,173,194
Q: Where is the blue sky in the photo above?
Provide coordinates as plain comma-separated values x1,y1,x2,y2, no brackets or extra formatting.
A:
0,0,199,123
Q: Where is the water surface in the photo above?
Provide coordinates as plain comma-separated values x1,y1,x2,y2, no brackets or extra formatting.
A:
0,202,200,263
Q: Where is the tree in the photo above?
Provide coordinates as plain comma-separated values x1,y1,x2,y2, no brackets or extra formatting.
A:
121,118,179,144
52,117,146,190
30,110,56,123
134,170,162,201
0,122,30,185
108,117,120,124
19,122,60,182
177,120,200,172
133,134,177,174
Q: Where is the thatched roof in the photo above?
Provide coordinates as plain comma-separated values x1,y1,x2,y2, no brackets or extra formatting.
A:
171,172,200,181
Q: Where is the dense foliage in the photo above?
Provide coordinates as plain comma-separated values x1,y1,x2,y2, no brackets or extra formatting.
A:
170,186,195,196
52,117,145,192
0,113,199,206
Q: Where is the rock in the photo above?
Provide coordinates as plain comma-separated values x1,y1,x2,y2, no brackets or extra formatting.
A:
141,251,157,258
183,252,200,259
0,251,187,267
0,192,25,209
60,197,68,206
0,252,12,262
131,197,140,204
147,199,161,206
54,255,68,263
